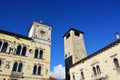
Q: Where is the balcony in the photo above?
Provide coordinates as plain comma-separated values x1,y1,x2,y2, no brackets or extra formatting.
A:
92,73,108,80
11,71,23,78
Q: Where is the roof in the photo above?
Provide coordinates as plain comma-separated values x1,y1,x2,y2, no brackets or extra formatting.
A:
69,39,120,68
0,29,33,40
63,28,84,38
50,77,57,80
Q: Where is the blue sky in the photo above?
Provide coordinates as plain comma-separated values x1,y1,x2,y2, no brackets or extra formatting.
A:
0,0,120,74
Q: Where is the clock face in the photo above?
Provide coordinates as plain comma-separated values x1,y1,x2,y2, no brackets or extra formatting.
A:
39,29,48,37
36,27,49,40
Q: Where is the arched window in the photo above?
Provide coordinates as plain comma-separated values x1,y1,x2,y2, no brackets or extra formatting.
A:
18,63,23,72
34,49,38,58
93,67,97,75
33,65,37,74
12,62,18,71
0,60,2,67
0,41,2,49
38,66,41,75
81,71,85,79
1,42,8,52
21,46,26,56
39,50,43,59
114,58,120,69
96,65,101,74
16,45,21,55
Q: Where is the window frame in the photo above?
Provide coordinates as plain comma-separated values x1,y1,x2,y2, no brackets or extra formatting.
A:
16,45,27,56
96,65,101,74
39,50,43,59
66,33,70,39
34,49,44,59
113,58,120,73
74,31,80,36
34,49,38,58
80,71,85,80
1,42,8,52
16,45,21,55
33,65,42,75
12,62,23,72
21,46,26,56
33,65,37,74
0,41,2,49
0,60,2,68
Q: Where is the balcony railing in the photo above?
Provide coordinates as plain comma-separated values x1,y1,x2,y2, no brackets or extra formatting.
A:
11,71,23,78
92,73,108,80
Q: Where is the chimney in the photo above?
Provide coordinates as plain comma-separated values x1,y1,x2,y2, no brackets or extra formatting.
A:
115,32,120,39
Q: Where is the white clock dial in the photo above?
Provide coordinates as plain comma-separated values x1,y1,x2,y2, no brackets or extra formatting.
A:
39,29,48,37
36,27,49,39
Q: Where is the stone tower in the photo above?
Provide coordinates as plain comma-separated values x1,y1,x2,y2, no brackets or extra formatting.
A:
63,28,87,80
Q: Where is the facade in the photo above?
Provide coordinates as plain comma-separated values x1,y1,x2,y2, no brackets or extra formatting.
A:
63,28,120,80
0,21,52,80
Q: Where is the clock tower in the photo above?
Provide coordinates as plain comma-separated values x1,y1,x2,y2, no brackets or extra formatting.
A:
28,21,52,45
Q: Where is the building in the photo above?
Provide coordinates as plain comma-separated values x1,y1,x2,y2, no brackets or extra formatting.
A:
63,28,120,80
0,21,52,80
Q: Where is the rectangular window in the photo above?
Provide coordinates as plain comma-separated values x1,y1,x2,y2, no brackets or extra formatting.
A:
80,70,85,80
65,56,73,67
0,60,2,67
74,31,80,36
66,33,70,39
73,74,75,80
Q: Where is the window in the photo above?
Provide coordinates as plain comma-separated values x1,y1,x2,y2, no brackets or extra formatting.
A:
93,67,97,76
1,42,8,52
38,66,41,75
33,65,37,74
66,33,70,39
12,62,23,72
92,65,101,76
96,65,101,74
21,46,26,56
3,78,6,80
114,58,120,68
81,71,85,79
74,31,80,36
33,65,42,75
16,45,21,55
73,74,75,80
65,56,73,67
39,50,43,59
113,58,120,72
34,49,38,58
0,60,2,67
16,45,26,56
18,63,23,72
34,49,44,59
0,41,2,48
12,62,18,71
